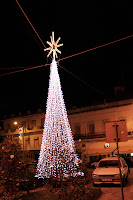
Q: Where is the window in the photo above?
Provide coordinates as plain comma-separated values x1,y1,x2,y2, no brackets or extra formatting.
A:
87,122,95,134
98,160,120,167
27,154,32,159
25,137,30,148
31,120,36,128
118,117,126,122
75,124,81,135
34,138,39,148
121,158,127,167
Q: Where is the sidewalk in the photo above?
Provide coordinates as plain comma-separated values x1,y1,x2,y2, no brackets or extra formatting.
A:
99,189,133,200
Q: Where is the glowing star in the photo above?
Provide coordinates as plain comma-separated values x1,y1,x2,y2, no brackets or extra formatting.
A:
44,32,63,59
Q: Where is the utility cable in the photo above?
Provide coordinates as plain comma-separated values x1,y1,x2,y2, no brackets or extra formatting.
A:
0,66,30,70
58,63,113,101
0,64,50,77
59,34,133,61
16,0,46,49
16,0,53,62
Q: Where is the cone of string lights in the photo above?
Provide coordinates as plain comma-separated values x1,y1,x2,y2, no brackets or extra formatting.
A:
35,32,83,179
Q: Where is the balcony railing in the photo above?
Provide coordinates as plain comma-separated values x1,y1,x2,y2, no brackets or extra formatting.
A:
74,132,106,140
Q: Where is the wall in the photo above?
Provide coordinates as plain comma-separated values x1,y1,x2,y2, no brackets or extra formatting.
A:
1,112,45,151
69,103,133,136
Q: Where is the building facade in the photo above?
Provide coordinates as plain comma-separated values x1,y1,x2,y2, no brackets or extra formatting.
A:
1,99,133,163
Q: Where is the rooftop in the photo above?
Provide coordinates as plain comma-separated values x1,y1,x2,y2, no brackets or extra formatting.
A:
68,98,133,115
1,98,133,120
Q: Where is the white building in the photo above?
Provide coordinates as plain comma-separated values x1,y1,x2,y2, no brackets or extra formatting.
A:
1,99,133,163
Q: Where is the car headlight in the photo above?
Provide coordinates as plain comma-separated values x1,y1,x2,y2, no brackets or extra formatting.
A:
93,174,98,177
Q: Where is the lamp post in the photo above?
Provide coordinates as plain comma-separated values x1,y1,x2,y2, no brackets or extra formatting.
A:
14,121,25,162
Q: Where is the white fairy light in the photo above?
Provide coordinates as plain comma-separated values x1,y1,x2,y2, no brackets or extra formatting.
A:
35,33,83,179
35,61,80,178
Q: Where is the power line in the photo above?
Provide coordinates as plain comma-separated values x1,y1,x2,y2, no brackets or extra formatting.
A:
16,0,53,62
59,34,133,61
0,64,50,77
58,63,113,101
16,0,46,49
0,66,30,70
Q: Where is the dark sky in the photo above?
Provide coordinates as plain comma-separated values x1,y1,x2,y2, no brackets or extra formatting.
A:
0,1,133,117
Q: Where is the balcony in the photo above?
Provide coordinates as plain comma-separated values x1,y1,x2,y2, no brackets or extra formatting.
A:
74,132,106,140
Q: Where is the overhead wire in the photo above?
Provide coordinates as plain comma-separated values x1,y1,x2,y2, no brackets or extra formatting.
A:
58,63,113,101
16,0,46,49
16,0,52,61
0,64,50,77
58,34,133,62
0,66,31,70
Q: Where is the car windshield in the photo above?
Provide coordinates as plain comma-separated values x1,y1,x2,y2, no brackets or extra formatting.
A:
98,160,119,167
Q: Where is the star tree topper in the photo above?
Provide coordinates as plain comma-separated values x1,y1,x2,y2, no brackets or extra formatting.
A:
44,32,63,59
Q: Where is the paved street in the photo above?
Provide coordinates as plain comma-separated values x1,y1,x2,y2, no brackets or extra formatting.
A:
98,168,133,200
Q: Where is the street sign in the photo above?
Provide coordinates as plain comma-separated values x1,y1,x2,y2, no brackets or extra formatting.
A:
19,127,23,135
105,120,128,143
19,127,23,140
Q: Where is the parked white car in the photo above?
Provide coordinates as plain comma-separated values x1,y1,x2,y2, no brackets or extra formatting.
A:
92,156,129,186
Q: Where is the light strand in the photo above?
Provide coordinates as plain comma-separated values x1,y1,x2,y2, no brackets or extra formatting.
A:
35,59,83,179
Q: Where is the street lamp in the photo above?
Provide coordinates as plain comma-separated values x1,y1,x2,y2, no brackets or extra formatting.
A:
14,121,25,162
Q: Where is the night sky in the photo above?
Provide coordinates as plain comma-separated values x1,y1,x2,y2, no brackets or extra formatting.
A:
0,1,133,118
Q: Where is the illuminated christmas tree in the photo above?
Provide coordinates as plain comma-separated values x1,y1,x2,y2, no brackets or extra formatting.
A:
35,32,82,179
